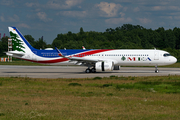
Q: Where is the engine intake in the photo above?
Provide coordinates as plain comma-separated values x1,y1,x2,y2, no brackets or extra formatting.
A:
95,61,114,72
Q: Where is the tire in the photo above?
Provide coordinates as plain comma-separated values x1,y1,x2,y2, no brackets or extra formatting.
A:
85,69,91,73
91,68,96,73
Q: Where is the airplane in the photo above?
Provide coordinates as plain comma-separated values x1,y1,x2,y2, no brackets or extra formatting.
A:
6,27,177,73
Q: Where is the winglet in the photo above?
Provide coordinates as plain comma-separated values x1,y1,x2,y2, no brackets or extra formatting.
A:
82,46,86,50
55,47,64,57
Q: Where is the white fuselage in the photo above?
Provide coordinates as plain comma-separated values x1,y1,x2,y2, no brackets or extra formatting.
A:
15,49,177,67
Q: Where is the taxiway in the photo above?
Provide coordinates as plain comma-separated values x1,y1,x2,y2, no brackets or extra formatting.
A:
0,65,179,78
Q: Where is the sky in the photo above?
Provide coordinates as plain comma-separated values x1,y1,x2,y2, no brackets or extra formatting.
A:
0,0,180,44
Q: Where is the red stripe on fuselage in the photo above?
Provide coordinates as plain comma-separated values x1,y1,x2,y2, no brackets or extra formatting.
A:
19,57,69,64
72,49,112,57
19,49,112,64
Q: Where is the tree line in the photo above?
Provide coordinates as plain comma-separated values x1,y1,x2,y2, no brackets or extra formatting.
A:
1,24,180,61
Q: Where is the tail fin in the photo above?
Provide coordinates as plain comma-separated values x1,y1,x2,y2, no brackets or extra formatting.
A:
8,27,35,53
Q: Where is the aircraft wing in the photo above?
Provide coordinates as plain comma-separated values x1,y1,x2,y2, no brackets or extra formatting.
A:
68,56,100,62
55,47,102,63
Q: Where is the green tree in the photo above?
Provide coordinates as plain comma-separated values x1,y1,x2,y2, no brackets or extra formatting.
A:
0,36,8,56
80,27,85,35
166,29,176,49
0,40,3,56
155,27,167,49
34,38,47,49
24,35,35,47
173,27,180,49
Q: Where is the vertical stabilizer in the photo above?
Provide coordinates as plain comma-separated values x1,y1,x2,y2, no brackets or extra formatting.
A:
8,27,35,54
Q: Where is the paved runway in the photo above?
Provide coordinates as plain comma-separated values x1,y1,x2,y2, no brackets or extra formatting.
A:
0,65,179,78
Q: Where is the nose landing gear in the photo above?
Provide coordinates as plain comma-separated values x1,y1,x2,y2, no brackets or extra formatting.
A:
155,65,159,73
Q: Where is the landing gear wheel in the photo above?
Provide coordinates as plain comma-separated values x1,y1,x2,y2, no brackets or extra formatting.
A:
155,65,159,73
91,68,96,73
85,69,91,73
155,69,159,73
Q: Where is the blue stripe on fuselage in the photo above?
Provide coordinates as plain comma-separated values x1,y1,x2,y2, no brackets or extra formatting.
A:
33,49,92,58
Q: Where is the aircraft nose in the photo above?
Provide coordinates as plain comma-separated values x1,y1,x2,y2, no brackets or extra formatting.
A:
171,56,177,64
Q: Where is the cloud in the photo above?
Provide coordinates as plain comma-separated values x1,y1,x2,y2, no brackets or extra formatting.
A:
7,14,19,22
159,16,173,20
96,2,123,17
65,0,83,7
25,2,38,7
0,0,13,6
137,18,152,24
152,6,164,11
112,0,177,6
119,12,125,17
37,12,52,22
133,7,140,12
58,11,87,17
174,16,180,20
0,16,5,22
25,0,83,10
0,14,19,22
17,23,30,29
159,15,180,20
105,17,132,24
151,6,180,11
47,0,83,9
46,1,61,9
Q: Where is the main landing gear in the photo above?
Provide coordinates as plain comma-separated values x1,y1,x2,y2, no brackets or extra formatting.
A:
155,65,159,73
85,68,96,73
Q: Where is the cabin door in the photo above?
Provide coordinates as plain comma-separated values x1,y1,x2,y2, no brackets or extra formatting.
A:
154,51,159,60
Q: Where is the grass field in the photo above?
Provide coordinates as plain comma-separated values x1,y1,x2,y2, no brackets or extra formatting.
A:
0,76,180,120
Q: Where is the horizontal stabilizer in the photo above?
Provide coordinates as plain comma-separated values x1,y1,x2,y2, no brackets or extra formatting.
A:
5,51,25,57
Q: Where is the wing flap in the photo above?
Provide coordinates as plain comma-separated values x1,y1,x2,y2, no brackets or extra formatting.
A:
68,57,99,62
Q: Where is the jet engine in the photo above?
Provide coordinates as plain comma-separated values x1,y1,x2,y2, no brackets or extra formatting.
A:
95,61,114,72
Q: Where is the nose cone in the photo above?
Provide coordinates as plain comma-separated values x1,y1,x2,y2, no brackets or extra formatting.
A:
174,57,177,63
170,56,177,64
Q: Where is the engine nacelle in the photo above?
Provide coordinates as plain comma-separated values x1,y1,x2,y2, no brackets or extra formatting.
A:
95,61,114,72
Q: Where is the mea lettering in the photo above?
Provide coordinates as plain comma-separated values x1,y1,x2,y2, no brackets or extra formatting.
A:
127,57,152,61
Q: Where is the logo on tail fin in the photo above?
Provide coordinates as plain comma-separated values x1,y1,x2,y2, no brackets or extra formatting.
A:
10,31,25,53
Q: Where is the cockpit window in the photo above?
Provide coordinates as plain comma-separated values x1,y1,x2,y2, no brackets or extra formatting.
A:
163,53,171,57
